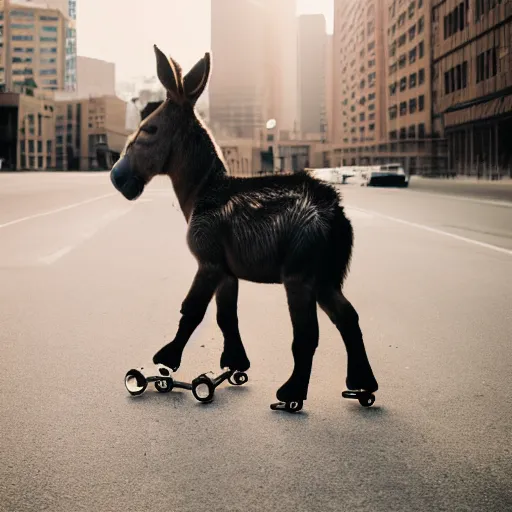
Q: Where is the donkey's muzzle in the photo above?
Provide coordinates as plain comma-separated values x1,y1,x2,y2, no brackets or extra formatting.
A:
110,156,145,201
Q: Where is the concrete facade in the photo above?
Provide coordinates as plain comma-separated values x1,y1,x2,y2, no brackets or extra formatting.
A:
76,56,116,97
297,14,327,138
209,0,298,140
54,94,130,170
432,0,512,177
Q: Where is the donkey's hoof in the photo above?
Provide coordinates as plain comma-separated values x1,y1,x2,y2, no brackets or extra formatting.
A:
152,344,182,372
220,350,250,373
346,375,378,394
270,401,303,413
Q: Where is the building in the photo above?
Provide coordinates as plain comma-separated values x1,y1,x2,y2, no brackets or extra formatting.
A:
385,0,444,174
65,0,76,92
0,90,56,170
266,0,298,138
209,0,298,141
331,0,388,166
325,34,334,143
432,0,511,177
54,94,130,170
76,56,116,97
0,0,68,93
297,14,327,138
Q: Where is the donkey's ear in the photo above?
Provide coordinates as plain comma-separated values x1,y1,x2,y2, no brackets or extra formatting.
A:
183,53,211,104
154,45,180,99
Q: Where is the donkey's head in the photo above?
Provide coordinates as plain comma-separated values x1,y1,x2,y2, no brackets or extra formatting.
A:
110,45,211,200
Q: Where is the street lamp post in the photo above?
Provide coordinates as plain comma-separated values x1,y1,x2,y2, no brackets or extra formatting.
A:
266,118,278,173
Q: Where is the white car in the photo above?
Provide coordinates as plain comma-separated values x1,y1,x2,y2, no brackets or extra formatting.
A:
353,164,409,187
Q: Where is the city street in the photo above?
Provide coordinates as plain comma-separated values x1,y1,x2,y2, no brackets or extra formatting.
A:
1,172,511,512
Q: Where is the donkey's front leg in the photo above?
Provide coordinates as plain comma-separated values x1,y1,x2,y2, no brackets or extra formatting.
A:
216,276,250,372
153,265,224,370
276,276,319,404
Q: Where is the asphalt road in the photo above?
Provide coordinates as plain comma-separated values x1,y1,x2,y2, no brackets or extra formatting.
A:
1,172,511,512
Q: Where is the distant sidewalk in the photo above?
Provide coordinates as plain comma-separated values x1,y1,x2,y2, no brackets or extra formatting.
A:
409,176,512,203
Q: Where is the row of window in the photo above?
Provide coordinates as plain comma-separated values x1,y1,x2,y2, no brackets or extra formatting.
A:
389,41,425,74
11,35,58,42
443,47,498,93
389,123,427,140
389,15,425,40
9,44,68,56
389,95,425,119
389,0,424,21
444,0,503,39
20,140,53,154
11,68,57,75
389,68,426,95
10,24,57,31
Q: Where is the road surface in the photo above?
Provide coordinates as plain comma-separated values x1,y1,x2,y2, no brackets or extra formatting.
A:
1,173,511,512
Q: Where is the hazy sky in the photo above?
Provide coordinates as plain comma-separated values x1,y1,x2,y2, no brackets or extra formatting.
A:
77,0,333,82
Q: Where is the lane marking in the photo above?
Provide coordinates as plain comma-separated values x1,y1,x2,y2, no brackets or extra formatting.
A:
346,205,512,257
38,207,133,265
405,189,512,208
0,193,117,230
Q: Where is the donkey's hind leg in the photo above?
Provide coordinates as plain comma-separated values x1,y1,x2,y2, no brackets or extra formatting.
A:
216,275,250,372
276,275,319,403
317,286,378,392
153,265,224,370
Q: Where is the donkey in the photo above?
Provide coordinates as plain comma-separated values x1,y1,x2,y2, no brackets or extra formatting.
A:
110,45,378,411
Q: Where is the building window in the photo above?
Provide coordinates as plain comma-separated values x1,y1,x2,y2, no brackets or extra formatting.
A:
40,16,59,21
418,41,424,58
37,140,42,153
368,103,375,111
410,72,417,88
400,76,407,91
398,13,406,27
400,128,407,140
40,47,57,54
419,68,425,84
409,47,417,64
40,37,57,42
408,125,416,139
476,48,497,83
418,95,425,111
390,130,398,140
409,25,416,41
400,101,407,116
409,98,417,114
398,34,406,47
47,140,52,154
369,123,375,131
40,69,57,75
360,113,365,121
389,106,398,120
28,140,35,153
418,123,426,138
408,1,416,19
399,54,406,68
41,26,57,32
418,15,424,33
12,35,33,41
389,82,397,96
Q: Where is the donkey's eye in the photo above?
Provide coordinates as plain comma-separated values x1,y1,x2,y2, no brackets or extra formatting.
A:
140,124,157,135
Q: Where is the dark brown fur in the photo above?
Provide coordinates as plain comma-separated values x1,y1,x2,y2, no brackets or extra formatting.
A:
110,46,378,407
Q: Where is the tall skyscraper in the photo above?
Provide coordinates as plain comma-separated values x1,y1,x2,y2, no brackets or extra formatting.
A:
209,0,297,139
0,0,68,92
297,14,327,137
64,0,76,91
